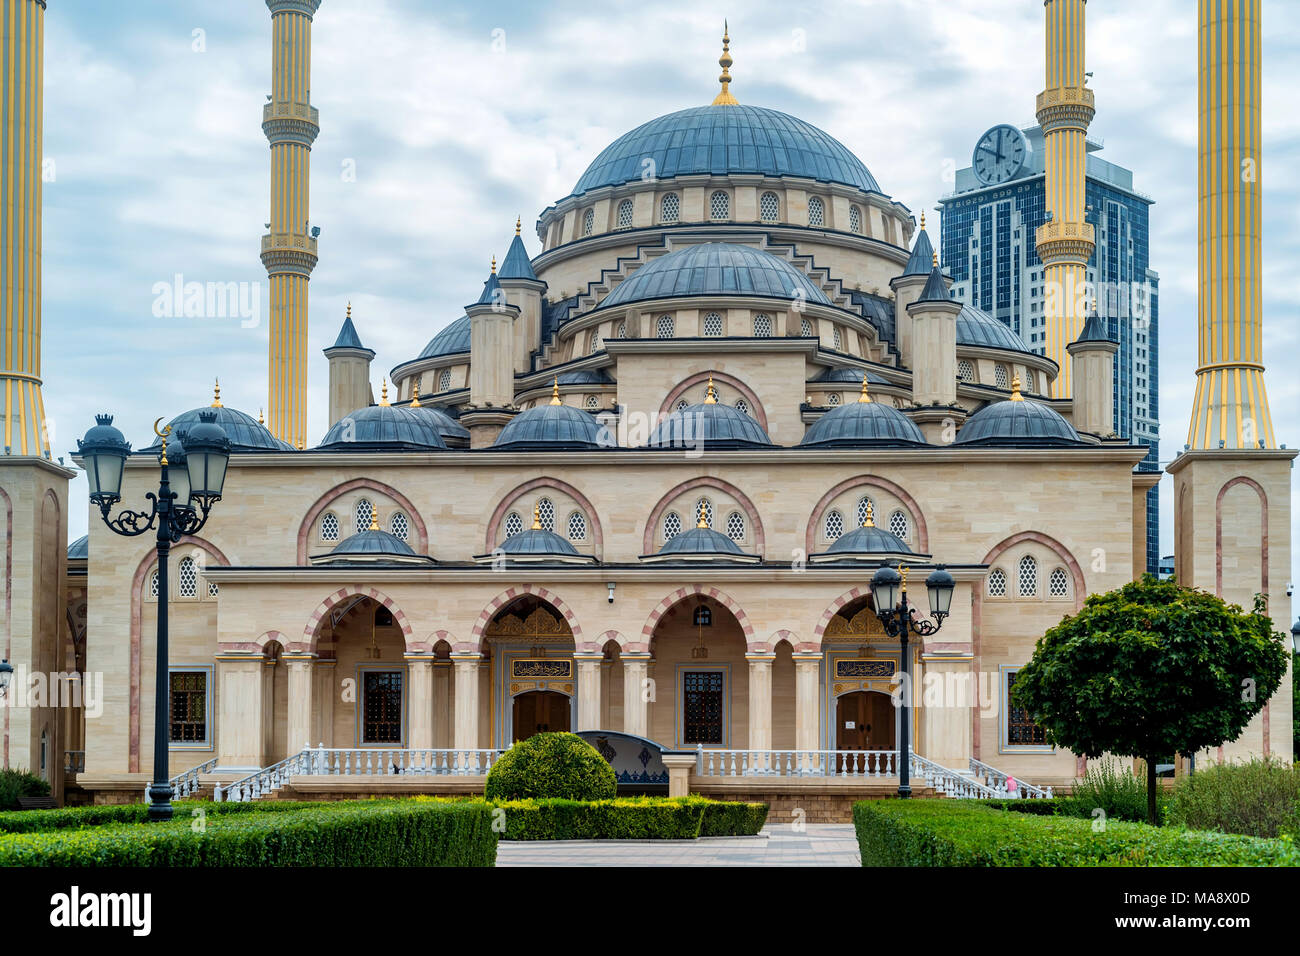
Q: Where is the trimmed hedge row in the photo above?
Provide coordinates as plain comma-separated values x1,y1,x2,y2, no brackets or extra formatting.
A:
854,800,1300,867
0,799,334,834
493,796,768,840
0,800,497,867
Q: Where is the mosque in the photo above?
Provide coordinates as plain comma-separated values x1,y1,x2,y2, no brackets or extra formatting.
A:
0,1,1290,814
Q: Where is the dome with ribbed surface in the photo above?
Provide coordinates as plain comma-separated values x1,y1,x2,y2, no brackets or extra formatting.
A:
68,535,88,560
500,528,581,556
810,367,892,386
317,404,448,451
956,305,1034,354
312,527,433,566
599,242,830,311
641,525,761,564
406,405,471,443
570,105,880,200
646,401,773,449
956,399,1083,446
142,405,292,453
800,399,927,447
494,403,609,450
415,315,471,360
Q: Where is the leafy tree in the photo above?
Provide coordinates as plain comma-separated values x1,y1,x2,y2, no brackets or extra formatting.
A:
1011,575,1289,825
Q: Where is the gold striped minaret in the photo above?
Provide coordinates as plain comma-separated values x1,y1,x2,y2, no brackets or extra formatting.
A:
1187,0,1274,448
262,0,321,449
1035,0,1096,400
1,0,49,457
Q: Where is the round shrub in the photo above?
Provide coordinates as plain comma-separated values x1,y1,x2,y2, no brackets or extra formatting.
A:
484,732,616,802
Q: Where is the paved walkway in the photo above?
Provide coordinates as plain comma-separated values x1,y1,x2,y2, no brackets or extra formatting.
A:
495,823,860,867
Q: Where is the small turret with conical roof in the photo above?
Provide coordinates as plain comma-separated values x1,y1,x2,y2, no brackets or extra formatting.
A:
497,217,548,378
890,208,940,368
906,249,962,409
1067,297,1119,438
466,252,521,426
324,302,376,429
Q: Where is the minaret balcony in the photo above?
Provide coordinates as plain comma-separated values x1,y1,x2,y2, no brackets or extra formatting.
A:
261,232,319,276
262,101,320,147
1034,220,1096,266
1035,86,1095,133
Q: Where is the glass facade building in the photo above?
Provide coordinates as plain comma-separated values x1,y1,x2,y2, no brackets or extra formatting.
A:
939,126,1160,574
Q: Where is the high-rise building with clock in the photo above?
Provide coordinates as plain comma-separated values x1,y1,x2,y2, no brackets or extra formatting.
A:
938,124,1160,574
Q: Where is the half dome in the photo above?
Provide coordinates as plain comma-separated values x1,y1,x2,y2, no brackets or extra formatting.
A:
317,404,448,451
475,523,598,565
599,242,831,311
640,525,761,564
800,398,927,447
956,305,1035,355
493,402,610,450
415,315,471,360
570,105,881,200
646,400,773,449
312,527,433,566
956,398,1083,447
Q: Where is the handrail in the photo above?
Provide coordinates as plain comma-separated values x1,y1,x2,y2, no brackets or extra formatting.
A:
695,746,899,778
968,757,1053,799
170,756,219,799
908,750,1004,799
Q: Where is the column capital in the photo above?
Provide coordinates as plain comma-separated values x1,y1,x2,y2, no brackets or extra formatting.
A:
744,653,776,664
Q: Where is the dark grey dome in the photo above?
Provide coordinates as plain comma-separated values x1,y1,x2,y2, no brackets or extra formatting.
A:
800,399,927,447
415,315,471,360
646,402,773,449
406,404,470,443
956,398,1083,446
68,535,88,560
499,528,582,557
826,524,914,556
555,368,614,385
811,367,891,386
493,402,608,450
659,526,747,556
331,529,417,557
956,305,1034,354
142,405,292,453
317,404,448,451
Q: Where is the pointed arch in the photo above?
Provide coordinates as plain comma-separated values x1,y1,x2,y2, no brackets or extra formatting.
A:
1215,476,1268,599
981,531,1085,612
812,585,873,648
484,478,604,558
805,475,929,556
469,585,584,653
301,586,415,654
643,476,765,556
639,585,758,652
296,478,428,563
660,370,769,430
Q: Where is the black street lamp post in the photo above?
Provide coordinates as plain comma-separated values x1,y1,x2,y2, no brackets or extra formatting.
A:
870,563,955,798
78,412,230,821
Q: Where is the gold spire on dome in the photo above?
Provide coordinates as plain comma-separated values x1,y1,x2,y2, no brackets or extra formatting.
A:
211,378,223,408
515,216,522,236
346,301,352,320
550,377,562,405
920,211,926,231
711,21,739,106
863,500,875,528
369,509,379,532
705,376,718,404
932,250,939,268
411,375,422,407
379,378,390,406
258,408,264,426
1010,376,1023,401
697,501,709,529
532,504,542,531
491,255,497,274
858,375,872,403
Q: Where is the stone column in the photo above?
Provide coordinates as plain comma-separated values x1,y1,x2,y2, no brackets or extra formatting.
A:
575,654,604,731
662,754,697,798
283,654,315,755
215,656,266,770
451,655,481,761
919,655,974,768
432,662,452,748
406,656,434,750
793,655,822,771
746,654,775,763
622,654,651,737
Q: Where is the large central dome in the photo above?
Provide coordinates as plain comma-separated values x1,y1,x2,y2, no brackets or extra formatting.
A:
569,105,881,200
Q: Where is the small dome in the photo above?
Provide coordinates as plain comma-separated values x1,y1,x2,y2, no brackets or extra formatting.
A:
143,405,292,453
956,398,1083,446
405,404,471,443
499,528,582,557
599,242,831,311
494,402,609,450
826,524,915,555
318,404,448,451
570,105,881,200
68,535,88,560
800,398,927,447
555,368,614,385
415,315,471,360
810,367,891,386
314,527,433,566
646,400,774,449
642,525,761,564
956,305,1035,355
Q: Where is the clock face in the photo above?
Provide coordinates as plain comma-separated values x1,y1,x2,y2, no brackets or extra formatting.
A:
972,125,1027,186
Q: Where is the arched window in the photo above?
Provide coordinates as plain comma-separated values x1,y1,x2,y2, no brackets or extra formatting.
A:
828,393,841,406
888,510,909,539
617,320,627,339
616,199,633,230
663,511,682,540
734,399,749,416
694,498,713,528
957,359,974,382
832,326,843,350
149,569,159,599
389,512,409,541
825,509,844,539
1049,567,1069,597
808,196,825,227
504,511,524,537
752,313,772,337
987,568,1007,597
1024,369,1036,393
582,208,594,236
656,315,674,338
320,512,340,541
703,312,724,336
676,399,690,411
178,557,198,598
567,511,587,541
709,190,729,220
438,368,452,391
856,496,874,527
584,395,599,410
801,317,813,337
849,205,862,233
760,191,780,222
589,331,602,353
355,498,373,532
1018,555,1038,597
536,497,555,531
726,511,745,540
661,193,680,223
995,365,1010,390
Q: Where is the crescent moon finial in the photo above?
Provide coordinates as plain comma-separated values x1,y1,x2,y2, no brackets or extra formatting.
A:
152,417,170,439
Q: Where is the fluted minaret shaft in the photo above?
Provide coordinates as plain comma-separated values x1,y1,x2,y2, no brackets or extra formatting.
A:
0,0,48,457
262,0,320,449
1036,0,1096,400
1188,0,1273,449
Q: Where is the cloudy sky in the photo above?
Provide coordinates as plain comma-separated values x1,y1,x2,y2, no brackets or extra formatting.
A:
43,0,1298,614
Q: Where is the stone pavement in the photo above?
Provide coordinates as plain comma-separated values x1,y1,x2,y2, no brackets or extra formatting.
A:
495,823,861,866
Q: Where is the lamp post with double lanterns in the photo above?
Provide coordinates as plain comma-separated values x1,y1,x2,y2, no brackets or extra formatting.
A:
870,562,955,798
77,411,230,821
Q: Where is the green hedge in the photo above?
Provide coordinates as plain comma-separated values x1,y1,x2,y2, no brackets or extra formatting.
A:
0,769,51,811
0,800,497,867
485,732,617,802
854,800,1300,867
0,799,335,834
494,796,767,840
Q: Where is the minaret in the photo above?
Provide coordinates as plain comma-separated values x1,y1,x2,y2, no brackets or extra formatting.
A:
1035,0,1095,399
262,0,321,450
1187,0,1273,449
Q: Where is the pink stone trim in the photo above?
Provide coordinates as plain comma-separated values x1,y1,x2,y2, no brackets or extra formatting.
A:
659,369,769,431
804,475,930,556
639,585,758,650
981,531,1085,613
642,476,765,556
483,477,604,559
296,478,429,564
300,586,415,654
468,585,583,653
1214,476,1268,600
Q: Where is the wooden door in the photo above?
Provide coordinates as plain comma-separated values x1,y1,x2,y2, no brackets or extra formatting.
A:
864,692,896,750
512,691,571,741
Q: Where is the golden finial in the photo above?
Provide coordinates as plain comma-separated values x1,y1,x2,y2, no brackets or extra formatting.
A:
697,501,709,529
704,375,718,404
711,21,739,106
1010,376,1023,401
515,216,522,236
863,500,875,528
920,211,926,231
932,250,939,268
211,378,223,408
491,255,497,274
153,417,170,466
900,564,909,595
550,377,562,405
369,509,379,532
379,378,390,406
858,375,872,403
411,375,422,408
257,407,264,426
296,438,304,450
532,504,542,531
346,301,352,320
